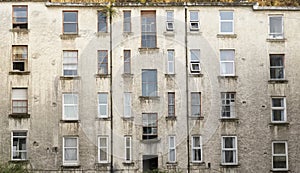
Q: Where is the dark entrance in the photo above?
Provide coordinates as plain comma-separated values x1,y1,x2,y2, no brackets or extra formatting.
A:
143,155,158,172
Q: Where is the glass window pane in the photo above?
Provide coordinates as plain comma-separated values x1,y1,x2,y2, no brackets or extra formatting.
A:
270,16,282,33
274,143,286,154
220,11,233,20
221,22,233,33
190,11,198,21
220,50,234,61
64,12,77,22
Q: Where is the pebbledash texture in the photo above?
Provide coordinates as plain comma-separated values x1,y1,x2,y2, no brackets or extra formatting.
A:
0,0,299,173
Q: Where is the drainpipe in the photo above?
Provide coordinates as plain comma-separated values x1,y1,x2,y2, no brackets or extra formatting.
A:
185,5,190,173
109,3,114,173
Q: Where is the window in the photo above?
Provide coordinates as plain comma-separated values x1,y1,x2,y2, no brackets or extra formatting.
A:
98,93,108,118
124,50,131,74
271,97,286,123
220,11,234,34
63,51,78,76
12,45,28,72
124,92,131,118
63,94,78,120
63,11,78,34
190,49,200,73
168,136,176,162
221,136,237,165
166,11,174,31
63,137,78,165
191,92,201,117
220,50,235,76
98,136,108,163
168,92,175,117
98,11,107,32
142,113,157,140
141,11,156,48
192,136,202,162
142,69,157,97
269,15,283,39
12,131,27,160
125,136,132,162
12,88,28,114
123,11,131,32
221,92,235,118
190,11,199,31
272,141,288,170
12,6,28,29
167,50,175,74
270,54,284,80
98,50,108,74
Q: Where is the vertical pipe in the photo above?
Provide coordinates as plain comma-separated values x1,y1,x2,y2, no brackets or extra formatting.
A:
185,5,190,173
109,4,114,173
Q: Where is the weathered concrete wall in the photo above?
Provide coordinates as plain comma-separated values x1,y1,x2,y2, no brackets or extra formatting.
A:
0,1,299,173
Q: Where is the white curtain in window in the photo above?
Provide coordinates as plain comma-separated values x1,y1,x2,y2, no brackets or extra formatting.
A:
12,89,27,100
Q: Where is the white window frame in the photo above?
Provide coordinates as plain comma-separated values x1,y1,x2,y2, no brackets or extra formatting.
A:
191,136,202,163
189,11,200,31
221,92,235,118
168,136,176,163
166,11,174,31
220,49,235,76
190,49,201,74
98,93,108,118
219,11,234,34
271,97,286,123
62,93,78,120
167,49,175,74
124,136,132,162
63,137,79,166
272,141,288,171
63,50,78,76
98,136,109,163
191,92,201,117
270,54,284,80
123,11,131,32
269,15,284,39
221,136,238,165
168,92,175,117
124,50,131,74
12,45,28,72
11,131,27,161
12,88,28,114
124,92,131,118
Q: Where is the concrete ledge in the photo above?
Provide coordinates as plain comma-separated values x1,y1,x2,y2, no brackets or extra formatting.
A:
218,75,238,80
189,116,204,120
268,80,288,84
189,73,203,77
267,38,286,42
9,28,29,33
95,74,111,78
217,34,237,38
165,116,176,121
60,34,79,40
122,162,135,166
9,71,30,75
219,118,239,122
60,76,81,80
141,138,160,143
122,73,134,78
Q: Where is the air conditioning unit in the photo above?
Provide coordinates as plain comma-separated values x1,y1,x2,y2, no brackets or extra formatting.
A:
166,21,174,31
190,62,201,73
190,22,200,31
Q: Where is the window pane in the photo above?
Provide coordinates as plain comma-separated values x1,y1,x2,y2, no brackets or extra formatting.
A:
141,11,156,48
224,137,234,148
193,137,200,147
167,11,174,21
224,151,235,163
220,50,234,61
220,11,233,20
270,16,282,33
65,138,77,147
191,50,200,61
190,11,198,21
221,22,233,33
272,98,283,107
142,70,157,96
274,143,286,154
64,12,77,22
273,156,287,168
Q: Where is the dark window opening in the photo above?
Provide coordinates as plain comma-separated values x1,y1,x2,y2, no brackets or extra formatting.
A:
143,155,158,172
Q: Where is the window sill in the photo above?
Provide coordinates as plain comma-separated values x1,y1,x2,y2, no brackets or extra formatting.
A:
60,120,80,123
217,34,237,38
188,31,202,34
122,73,133,78
96,117,111,121
60,34,79,40
267,38,286,42
121,117,134,121
96,32,109,37
123,32,133,37
269,122,289,126
95,162,110,167
122,162,135,166
163,31,175,36
9,113,30,118
9,160,29,163
219,118,239,122
268,80,288,84
139,96,160,101
220,163,239,167
218,75,238,80
165,116,176,121
271,169,289,172
189,116,204,120
141,138,160,143
189,73,203,77
60,76,81,80
9,71,30,75
190,162,205,166
165,74,175,78
138,47,159,52
166,162,177,165
61,164,81,168
95,74,111,78
10,28,29,33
